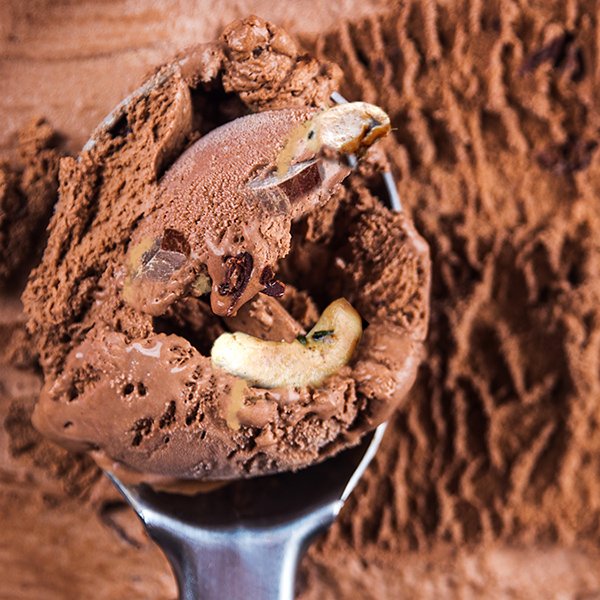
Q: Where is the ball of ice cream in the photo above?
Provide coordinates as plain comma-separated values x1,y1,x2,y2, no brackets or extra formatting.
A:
24,16,430,481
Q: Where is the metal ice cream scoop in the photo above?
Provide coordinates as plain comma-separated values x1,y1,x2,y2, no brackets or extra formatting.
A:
109,423,386,600
89,79,402,598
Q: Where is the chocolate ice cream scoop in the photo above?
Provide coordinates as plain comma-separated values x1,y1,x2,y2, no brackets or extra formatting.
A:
24,16,430,482
123,102,390,319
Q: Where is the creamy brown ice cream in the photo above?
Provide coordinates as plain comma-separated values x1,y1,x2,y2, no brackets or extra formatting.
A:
22,17,430,480
0,118,64,287
4,0,600,598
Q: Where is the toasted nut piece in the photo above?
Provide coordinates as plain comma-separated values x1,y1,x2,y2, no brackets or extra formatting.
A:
190,272,212,296
211,298,362,388
311,101,391,154
276,101,391,176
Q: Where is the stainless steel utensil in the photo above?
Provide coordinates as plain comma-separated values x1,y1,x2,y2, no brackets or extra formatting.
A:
91,83,401,598
109,423,386,600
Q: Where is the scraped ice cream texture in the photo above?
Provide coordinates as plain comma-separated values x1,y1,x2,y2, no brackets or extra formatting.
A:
23,16,430,480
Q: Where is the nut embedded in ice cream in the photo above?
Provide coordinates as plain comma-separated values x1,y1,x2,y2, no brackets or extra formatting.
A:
275,101,391,177
212,298,362,388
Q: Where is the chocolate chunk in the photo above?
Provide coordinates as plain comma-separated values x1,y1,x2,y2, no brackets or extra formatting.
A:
161,228,190,255
279,161,321,201
139,239,187,281
260,265,276,285
135,229,190,282
259,265,285,297
261,280,285,297
218,252,253,301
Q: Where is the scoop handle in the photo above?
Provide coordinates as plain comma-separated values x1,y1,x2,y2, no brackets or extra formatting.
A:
144,503,339,600
106,424,386,599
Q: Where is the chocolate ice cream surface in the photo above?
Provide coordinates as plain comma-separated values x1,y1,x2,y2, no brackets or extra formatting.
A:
23,16,430,481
